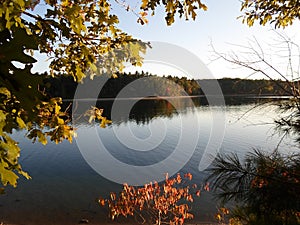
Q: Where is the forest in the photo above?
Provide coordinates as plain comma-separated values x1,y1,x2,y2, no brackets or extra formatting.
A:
45,71,291,99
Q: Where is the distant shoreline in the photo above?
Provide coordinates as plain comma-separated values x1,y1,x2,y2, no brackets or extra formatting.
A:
64,94,293,102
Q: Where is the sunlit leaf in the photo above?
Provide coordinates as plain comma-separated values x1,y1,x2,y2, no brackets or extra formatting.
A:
16,117,26,129
37,131,47,145
0,160,19,187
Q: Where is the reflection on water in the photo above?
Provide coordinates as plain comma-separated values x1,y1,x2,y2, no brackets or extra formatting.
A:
1,97,297,225
73,97,197,125
72,96,274,125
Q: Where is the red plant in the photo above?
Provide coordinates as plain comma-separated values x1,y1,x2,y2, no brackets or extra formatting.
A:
99,173,207,225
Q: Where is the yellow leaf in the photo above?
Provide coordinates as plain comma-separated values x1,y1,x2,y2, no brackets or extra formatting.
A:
76,65,86,82
0,160,19,187
88,115,95,123
16,117,26,129
37,131,47,145
19,170,31,180
90,63,97,72
141,0,148,9
57,117,65,125
55,104,61,114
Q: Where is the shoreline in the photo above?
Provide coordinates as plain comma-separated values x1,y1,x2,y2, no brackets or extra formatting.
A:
64,94,292,102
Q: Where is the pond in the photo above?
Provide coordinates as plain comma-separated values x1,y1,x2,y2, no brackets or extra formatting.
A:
0,97,297,225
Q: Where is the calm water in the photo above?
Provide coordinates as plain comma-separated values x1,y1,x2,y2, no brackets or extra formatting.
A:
0,97,297,225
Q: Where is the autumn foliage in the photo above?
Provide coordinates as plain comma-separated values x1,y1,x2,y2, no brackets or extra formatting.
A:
99,173,204,225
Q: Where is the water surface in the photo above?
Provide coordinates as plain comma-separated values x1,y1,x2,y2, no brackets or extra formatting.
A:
0,97,296,224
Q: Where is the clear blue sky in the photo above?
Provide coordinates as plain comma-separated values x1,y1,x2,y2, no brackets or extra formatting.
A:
33,0,300,79
113,0,300,79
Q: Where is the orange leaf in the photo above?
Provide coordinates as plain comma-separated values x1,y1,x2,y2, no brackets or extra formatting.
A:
204,182,210,191
98,198,105,206
110,192,116,201
184,173,193,180
176,173,182,183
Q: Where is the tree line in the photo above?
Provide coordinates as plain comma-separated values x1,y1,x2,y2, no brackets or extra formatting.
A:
45,71,291,99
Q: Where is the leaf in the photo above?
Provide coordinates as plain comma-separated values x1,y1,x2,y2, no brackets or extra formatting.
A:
19,170,31,180
0,160,19,187
15,0,25,8
100,117,112,128
0,110,6,122
0,87,11,98
56,117,65,125
141,0,148,9
5,141,20,160
5,7,11,28
201,4,208,11
90,63,97,72
55,104,61,114
166,1,173,12
165,13,175,25
76,65,86,82
88,115,95,123
5,28,39,57
37,131,47,145
110,192,116,200
98,198,105,206
16,117,26,129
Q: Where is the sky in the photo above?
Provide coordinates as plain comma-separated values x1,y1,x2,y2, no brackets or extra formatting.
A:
112,0,300,79
32,0,300,80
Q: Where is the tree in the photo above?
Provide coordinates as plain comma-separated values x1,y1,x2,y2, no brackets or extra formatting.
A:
206,150,300,225
240,0,300,28
212,32,300,142
99,173,203,225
